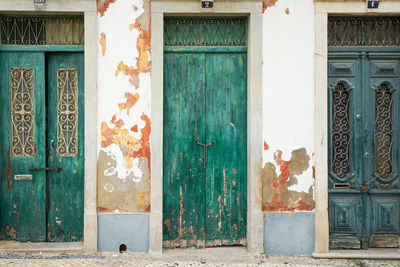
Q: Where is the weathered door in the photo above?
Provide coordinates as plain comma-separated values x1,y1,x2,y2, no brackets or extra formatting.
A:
328,17,400,249
0,52,84,242
163,17,247,248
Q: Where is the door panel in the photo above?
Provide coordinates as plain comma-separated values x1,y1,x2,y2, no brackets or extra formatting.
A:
46,53,84,242
163,52,206,247
0,52,84,242
365,54,400,248
205,53,247,245
163,52,247,247
0,52,46,241
328,52,400,249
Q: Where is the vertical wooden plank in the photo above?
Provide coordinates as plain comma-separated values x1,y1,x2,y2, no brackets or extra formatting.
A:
46,53,84,241
205,53,247,246
163,52,206,247
0,52,46,241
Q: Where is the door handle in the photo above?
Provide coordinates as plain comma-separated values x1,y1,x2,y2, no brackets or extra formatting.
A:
49,139,55,151
29,167,62,172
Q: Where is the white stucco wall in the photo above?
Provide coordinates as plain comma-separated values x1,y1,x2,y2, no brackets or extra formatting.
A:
97,0,152,212
262,0,315,197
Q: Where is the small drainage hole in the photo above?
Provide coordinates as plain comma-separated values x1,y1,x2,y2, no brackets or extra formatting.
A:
119,244,127,253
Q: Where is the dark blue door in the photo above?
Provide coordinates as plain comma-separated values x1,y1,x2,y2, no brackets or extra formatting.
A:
328,52,400,249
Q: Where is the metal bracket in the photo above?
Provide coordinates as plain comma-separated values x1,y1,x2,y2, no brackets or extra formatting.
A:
195,140,215,168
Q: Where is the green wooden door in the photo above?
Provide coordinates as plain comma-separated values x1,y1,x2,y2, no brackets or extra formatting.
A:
163,46,247,247
0,52,84,242
0,52,46,241
328,51,400,249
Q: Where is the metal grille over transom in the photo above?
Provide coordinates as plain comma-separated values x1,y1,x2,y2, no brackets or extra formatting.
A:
164,17,247,47
328,16,400,46
57,69,78,157
0,16,84,45
11,68,35,157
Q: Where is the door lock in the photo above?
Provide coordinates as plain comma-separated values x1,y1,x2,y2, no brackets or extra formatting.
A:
356,114,361,119
364,152,370,157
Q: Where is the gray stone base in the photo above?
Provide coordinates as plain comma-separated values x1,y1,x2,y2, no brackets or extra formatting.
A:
264,212,315,256
98,213,149,252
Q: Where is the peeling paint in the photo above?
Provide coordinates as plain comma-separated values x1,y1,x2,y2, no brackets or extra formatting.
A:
262,148,314,212
172,186,185,246
118,92,140,115
164,218,171,231
131,124,138,132
264,141,269,151
98,0,152,213
100,33,107,56
97,0,117,17
262,0,278,13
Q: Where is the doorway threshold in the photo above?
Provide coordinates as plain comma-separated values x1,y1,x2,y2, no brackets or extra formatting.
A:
0,241,83,252
313,248,400,260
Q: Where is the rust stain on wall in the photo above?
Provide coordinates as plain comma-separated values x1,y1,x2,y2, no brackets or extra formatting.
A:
262,148,314,212
97,0,117,17
100,33,107,56
263,0,278,13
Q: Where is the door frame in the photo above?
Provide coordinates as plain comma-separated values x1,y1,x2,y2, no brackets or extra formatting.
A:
0,0,98,252
314,0,400,256
151,0,263,254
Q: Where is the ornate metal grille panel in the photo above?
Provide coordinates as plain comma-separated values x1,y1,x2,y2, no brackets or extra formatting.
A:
0,16,84,45
11,68,35,157
164,17,247,47
57,69,78,157
328,17,400,46
331,83,351,178
375,84,393,178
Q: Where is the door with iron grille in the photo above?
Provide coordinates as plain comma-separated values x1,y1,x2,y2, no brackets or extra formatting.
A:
162,17,247,248
328,16,400,249
0,16,84,242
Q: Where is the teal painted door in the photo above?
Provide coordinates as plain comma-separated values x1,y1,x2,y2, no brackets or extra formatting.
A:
0,52,84,242
328,52,400,249
163,51,247,248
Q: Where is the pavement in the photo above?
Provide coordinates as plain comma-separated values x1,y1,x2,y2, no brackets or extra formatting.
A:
0,247,398,266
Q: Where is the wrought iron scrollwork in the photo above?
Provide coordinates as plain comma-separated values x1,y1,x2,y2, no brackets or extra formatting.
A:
0,16,84,46
375,84,393,178
57,69,78,157
331,83,351,178
328,16,400,46
164,17,247,47
11,68,35,157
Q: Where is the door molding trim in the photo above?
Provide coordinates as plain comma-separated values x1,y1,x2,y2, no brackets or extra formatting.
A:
0,0,97,252
314,0,400,255
151,0,263,254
